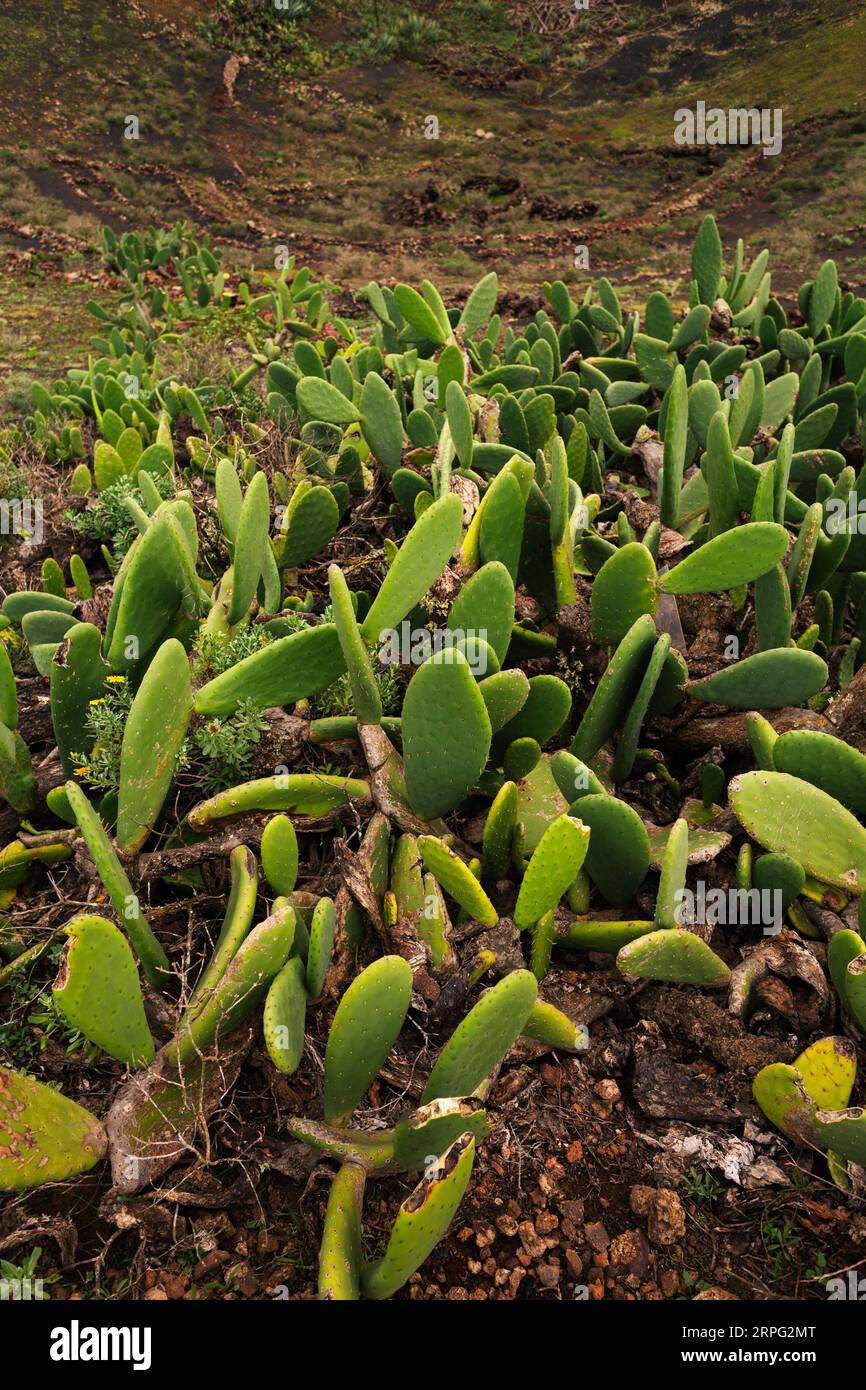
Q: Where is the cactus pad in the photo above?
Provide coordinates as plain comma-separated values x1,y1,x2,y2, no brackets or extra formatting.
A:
324,956,413,1125
616,928,731,987
0,1065,107,1191
52,914,155,1068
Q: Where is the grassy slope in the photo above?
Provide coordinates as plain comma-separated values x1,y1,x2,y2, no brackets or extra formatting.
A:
0,0,864,396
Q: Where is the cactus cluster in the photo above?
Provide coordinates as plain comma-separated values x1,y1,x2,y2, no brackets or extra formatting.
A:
4,217,866,1294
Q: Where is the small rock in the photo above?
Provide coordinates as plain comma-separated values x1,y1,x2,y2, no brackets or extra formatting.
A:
694,1286,739,1300
594,1079,621,1105
647,1190,686,1246
630,1184,655,1218
193,1250,229,1281
609,1229,650,1279
518,1221,547,1260
536,1262,561,1289
564,1248,584,1281
583,1221,609,1253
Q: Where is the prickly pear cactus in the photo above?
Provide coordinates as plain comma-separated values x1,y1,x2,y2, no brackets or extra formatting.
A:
52,914,155,1068
402,650,492,820
0,1066,107,1190
324,956,413,1125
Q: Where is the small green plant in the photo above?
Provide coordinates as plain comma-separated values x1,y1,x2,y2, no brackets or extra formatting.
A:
761,1210,802,1281
682,1167,725,1204
0,1246,58,1299
70,678,133,795
187,699,271,794
67,475,174,560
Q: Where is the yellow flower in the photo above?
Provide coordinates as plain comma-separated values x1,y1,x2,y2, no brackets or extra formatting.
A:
74,767,91,776
88,697,105,706
106,675,125,684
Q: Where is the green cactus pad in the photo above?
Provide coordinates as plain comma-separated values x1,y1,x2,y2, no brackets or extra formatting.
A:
655,816,689,929
616,928,731,987
828,929,866,1020
419,835,498,927
447,561,515,666
52,915,155,1068
227,471,271,623
419,873,454,970
477,669,530,733
186,846,259,1018
402,649,492,819
514,814,590,930
591,542,659,645
493,674,571,751
298,376,361,426
263,955,308,1075
49,623,111,778
393,1097,490,1172
174,906,295,1061
359,371,405,475
319,1162,366,1301
773,730,866,817
611,632,671,782
555,918,657,953
328,564,382,724
117,638,192,852
279,482,340,570
550,750,607,802
306,896,337,1000
0,1065,107,1191
689,649,827,709
66,780,169,988
577,794,650,906
194,623,346,716
793,1036,857,1111
482,781,519,882
746,712,777,770
752,852,805,912
523,1000,587,1051
842,954,866,1033
261,814,299,896
105,515,187,671
660,364,688,526
752,1063,821,1146
478,469,526,580
421,970,538,1103
502,737,540,781
660,523,789,594
360,494,464,643
814,1109,866,1168
187,774,370,829
570,615,657,762
515,755,569,854
324,956,414,1125
361,1133,476,1300
730,770,866,893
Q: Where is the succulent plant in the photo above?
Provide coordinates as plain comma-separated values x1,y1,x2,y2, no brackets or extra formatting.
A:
8,221,866,1297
